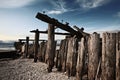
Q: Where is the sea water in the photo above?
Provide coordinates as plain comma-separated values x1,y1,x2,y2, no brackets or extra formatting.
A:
0,42,15,50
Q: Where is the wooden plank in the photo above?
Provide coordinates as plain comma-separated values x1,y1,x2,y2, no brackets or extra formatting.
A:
88,33,100,80
116,32,120,80
101,32,116,80
18,39,46,41
30,30,71,35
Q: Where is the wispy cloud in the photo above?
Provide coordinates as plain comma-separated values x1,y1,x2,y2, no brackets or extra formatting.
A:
76,0,111,9
0,0,35,8
46,0,68,15
47,10,63,15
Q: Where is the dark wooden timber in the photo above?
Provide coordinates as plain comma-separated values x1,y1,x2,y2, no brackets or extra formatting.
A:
18,39,46,42
26,36,29,58
30,30,71,35
46,24,56,72
0,50,18,59
35,12,84,39
30,29,40,62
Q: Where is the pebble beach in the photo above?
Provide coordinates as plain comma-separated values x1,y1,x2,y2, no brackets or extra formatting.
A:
0,58,75,80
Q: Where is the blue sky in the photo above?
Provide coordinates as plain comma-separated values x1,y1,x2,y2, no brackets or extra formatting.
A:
0,0,120,41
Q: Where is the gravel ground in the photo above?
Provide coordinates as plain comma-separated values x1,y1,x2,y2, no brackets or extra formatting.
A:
0,59,75,80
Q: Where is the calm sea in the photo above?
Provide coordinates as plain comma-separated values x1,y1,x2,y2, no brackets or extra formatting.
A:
0,42,15,50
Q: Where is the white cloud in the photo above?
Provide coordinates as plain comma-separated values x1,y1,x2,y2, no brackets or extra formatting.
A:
47,0,67,15
0,0,35,8
76,0,111,9
47,10,63,15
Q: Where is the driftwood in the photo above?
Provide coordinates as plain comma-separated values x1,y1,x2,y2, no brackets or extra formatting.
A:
116,32,120,80
102,33,116,80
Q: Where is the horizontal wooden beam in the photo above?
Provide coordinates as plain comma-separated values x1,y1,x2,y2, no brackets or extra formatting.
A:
30,30,71,35
19,39,46,41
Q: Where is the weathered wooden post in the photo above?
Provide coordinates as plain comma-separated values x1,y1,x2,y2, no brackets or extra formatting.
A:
26,36,29,58
38,41,47,62
116,32,120,80
30,29,39,62
76,38,85,80
46,24,56,72
76,36,89,80
102,32,116,80
88,33,100,80
66,36,78,77
62,39,69,72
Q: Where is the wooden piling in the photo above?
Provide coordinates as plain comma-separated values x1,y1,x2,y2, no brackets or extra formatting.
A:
88,33,100,80
76,36,89,80
55,50,59,68
66,36,78,76
76,38,85,80
46,24,56,72
57,39,68,72
116,32,120,80
62,39,69,72
101,32,116,80
34,29,39,62
38,41,47,62
26,36,29,58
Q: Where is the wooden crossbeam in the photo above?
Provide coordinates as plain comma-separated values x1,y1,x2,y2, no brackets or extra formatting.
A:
30,30,71,35
19,39,46,41
35,12,83,39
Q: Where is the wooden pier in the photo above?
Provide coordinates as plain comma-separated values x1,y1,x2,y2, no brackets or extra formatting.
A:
14,12,120,80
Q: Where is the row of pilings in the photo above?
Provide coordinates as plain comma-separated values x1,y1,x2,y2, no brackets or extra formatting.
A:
15,31,120,80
